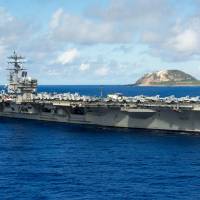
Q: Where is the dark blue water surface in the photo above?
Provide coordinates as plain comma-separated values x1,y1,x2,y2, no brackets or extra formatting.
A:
38,85,200,97
1,86,200,200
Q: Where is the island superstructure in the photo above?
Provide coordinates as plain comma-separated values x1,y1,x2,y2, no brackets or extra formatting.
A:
1,52,200,132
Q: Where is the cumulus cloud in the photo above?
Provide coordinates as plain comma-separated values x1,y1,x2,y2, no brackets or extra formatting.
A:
0,6,36,75
167,29,199,53
47,0,200,62
79,63,90,71
50,8,63,29
89,0,171,29
86,0,200,61
95,67,109,76
49,1,172,45
141,15,200,61
0,7,33,49
56,48,79,65
49,8,132,44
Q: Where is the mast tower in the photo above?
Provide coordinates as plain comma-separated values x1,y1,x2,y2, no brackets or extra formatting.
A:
6,51,37,95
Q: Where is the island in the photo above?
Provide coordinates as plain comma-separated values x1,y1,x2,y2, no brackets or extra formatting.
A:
133,70,200,86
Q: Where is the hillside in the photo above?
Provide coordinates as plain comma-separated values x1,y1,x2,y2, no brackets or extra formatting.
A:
134,70,200,86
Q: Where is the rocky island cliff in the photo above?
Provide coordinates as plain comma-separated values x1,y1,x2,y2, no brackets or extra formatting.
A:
134,70,200,86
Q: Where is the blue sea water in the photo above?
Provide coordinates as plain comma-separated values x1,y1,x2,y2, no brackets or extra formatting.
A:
1,86,200,200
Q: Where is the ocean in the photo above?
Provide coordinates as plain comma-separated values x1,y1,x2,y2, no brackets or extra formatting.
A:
0,85,200,200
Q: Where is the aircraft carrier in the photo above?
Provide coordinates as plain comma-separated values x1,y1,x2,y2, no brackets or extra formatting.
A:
1,51,200,132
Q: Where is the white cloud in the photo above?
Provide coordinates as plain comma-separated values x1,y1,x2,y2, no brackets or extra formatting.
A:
87,0,200,61
49,8,131,44
167,29,199,53
140,15,200,61
0,7,33,47
57,48,79,65
48,1,200,62
0,45,6,57
50,8,63,29
0,7,35,74
88,0,172,30
95,67,109,76
79,63,90,71
141,31,161,44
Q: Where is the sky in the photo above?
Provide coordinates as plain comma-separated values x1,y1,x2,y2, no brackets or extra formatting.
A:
0,0,200,84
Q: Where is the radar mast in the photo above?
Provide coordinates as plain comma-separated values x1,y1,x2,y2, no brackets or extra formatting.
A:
7,51,37,96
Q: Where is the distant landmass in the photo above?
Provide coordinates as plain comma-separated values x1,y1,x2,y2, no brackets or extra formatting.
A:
133,70,200,86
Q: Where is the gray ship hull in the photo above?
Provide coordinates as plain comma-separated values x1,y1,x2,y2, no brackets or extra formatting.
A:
0,102,199,133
